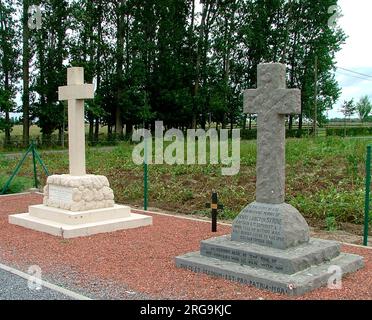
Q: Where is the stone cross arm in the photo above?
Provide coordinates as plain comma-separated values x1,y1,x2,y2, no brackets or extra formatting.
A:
59,84,95,101
58,67,94,101
244,88,301,115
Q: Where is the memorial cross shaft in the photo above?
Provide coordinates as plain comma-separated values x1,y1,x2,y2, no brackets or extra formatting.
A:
244,63,301,204
58,68,94,176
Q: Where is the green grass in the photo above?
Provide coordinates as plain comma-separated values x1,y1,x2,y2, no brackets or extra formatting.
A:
0,174,34,194
0,137,371,226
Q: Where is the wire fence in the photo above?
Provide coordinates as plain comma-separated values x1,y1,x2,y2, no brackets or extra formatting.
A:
364,146,371,246
0,134,127,151
1,124,372,151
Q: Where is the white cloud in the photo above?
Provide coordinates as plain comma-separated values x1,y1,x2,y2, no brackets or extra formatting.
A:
331,0,372,118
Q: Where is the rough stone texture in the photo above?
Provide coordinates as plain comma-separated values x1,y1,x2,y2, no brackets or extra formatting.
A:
244,63,301,204
176,251,364,296
231,202,310,249
200,236,340,275
43,174,115,212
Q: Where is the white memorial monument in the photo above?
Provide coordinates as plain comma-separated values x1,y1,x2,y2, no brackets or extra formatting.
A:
9,67,152,238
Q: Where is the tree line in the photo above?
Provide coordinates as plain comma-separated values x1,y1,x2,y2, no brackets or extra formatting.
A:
0,0,345,145
341,96,372,123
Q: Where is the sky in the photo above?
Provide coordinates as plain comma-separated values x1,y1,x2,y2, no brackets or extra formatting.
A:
331,0,372,118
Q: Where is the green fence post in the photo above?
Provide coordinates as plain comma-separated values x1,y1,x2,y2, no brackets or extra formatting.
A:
0,144,33,195
364,146,371,246
144,136,148,211
31,142,38,189
33,148,50,176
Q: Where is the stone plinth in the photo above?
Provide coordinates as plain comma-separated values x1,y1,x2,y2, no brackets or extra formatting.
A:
43,175,115,212
10,204,152,239
9,174,152,238
176,236,364,296
231,202,310,249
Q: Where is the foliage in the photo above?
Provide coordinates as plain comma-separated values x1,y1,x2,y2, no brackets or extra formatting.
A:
340,99,356,118
0,1,19,142
0,137,368,225
356,96,372,122
326,215,337,232
0,0,346,140
0,175,34,194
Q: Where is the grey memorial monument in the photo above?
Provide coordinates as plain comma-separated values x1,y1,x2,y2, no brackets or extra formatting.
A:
176,63,364,295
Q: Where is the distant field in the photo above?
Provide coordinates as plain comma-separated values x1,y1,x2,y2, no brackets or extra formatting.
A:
2,122,371,139
0,125,109,138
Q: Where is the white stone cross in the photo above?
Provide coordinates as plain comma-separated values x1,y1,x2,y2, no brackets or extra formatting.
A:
244,63,301,204
58,67,94,176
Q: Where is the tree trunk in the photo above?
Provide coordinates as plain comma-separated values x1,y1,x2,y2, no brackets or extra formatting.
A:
126,122,133,137
115,108,123,137
242,114,247,130
22,0,30,146
58,127,63,146
192,3,209,129
94,118,100,142
289,115,293,130
4,60,11,146
115,0,126,138
5,110,10,146
88,117,94,142
94,1,102,144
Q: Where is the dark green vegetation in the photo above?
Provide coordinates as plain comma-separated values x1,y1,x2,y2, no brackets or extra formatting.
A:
0,137,370,228
0,174,33,194
1,1,344,146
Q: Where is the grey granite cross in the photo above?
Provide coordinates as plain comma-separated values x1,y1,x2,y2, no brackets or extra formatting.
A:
244,63,301,204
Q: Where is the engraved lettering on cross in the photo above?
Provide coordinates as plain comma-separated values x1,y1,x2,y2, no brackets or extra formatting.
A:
58,68,94,176
244,63,301,204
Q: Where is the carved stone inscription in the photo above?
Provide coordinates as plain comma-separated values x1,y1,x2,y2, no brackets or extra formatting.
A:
177,262,289,295
232,204,285,247
48,185,74,204
201,244,285,273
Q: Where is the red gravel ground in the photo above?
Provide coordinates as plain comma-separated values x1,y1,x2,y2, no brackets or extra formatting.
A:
0,193,371,300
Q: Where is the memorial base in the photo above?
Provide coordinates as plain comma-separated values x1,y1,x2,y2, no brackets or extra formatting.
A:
176,236,364,296
9,204,152,239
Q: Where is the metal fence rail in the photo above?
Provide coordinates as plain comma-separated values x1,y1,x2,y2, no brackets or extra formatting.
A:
364,146,371,246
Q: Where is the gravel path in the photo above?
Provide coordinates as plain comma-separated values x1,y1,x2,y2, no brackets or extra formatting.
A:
0,193,371,300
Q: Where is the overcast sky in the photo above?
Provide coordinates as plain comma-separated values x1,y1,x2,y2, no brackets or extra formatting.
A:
332,0,372,118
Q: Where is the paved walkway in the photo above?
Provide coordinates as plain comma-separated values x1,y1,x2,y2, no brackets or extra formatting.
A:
0,264,91,300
